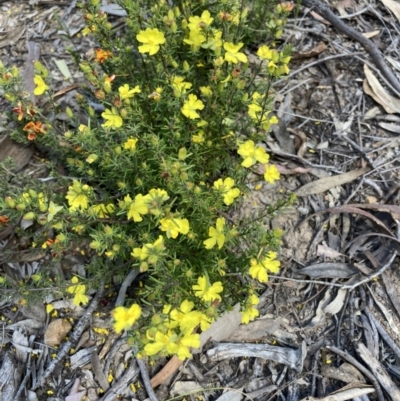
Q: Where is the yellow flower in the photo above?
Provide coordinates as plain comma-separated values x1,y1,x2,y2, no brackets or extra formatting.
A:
119,84,141,100
183,29,206,48
127,194,148,222
181,94,204,119
241,305,259,324
144,188,169,216
192,276,223,302
101,107,123,129
192,130,205,143
171,76,192,97
112,304,141,333
188,10,213,31
159,217,190,238
223,42,247,64
123,137,138,152
248,102,263,120
144,330,178,357
33,75,49,96
241,294,260,324
90,203,115,218
67,277,89,306
257,45,276,61
86,154,98,164
202,29,223,53
213,177,240,205
176,333,200,360
249,259,267,283
264,164,280,184
249,252,280,283
66,180,92,211
200,86,212,97
131,236,165,264
136,28,165,55
47,201,63,222
237,140,270,168
204,217,226,249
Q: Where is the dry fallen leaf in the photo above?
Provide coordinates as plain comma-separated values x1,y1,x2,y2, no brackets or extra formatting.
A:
379,0,400,22
362,30,380,39
0,25,25,48
363,64,400,113
295,167,369,197
44,318,72,346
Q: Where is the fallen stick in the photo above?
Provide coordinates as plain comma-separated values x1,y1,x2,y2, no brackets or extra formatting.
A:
301,0,400,95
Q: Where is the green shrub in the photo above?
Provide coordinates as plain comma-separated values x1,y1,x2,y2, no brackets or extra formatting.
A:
0,0,294,360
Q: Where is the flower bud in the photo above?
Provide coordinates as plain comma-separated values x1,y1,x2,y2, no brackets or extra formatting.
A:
183,60,189,72
16,204,26,211
237,80,246,89
23,212,35,220
148,255,158,265
5,197,15,208
65,106,74,118
140,262,148,272
178,147,187,160
180,172,188,181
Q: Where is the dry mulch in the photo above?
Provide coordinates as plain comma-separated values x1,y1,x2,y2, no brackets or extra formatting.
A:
2,1,400,400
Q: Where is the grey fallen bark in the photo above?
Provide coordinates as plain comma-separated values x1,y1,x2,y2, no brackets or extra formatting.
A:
207,342,306,372
356,343,400,401
99,359,139,401
0,351,24,401
32,282,104,389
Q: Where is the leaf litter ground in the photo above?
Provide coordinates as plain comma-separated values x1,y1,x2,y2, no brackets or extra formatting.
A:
2,1,400,400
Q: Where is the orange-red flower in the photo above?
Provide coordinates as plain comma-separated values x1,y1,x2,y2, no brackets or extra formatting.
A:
23,121,47,140
95,48,112,63
0,216,9,225
13,102,36,121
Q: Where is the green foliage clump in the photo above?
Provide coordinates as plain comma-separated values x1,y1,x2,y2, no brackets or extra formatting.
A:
0,0,294,360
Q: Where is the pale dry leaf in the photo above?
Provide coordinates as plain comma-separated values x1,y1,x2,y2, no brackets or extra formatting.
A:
12,329,29,363
0,25,25,48
362,30,380,39
171,382,204,397
387,56,400,72
333,0,355,16
369,290,400,335
364,64,400,113
321,363,366,383
379,0,400,22
6,319,43,331
292,42,327,60
363,106,382,120
363,79,395,113
197,303,242,352
295,167,369,197
311,288,332,326
317,244,345,259
216,390,243,401
324,289,347,315
378,122,400,133
54,59,72,80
